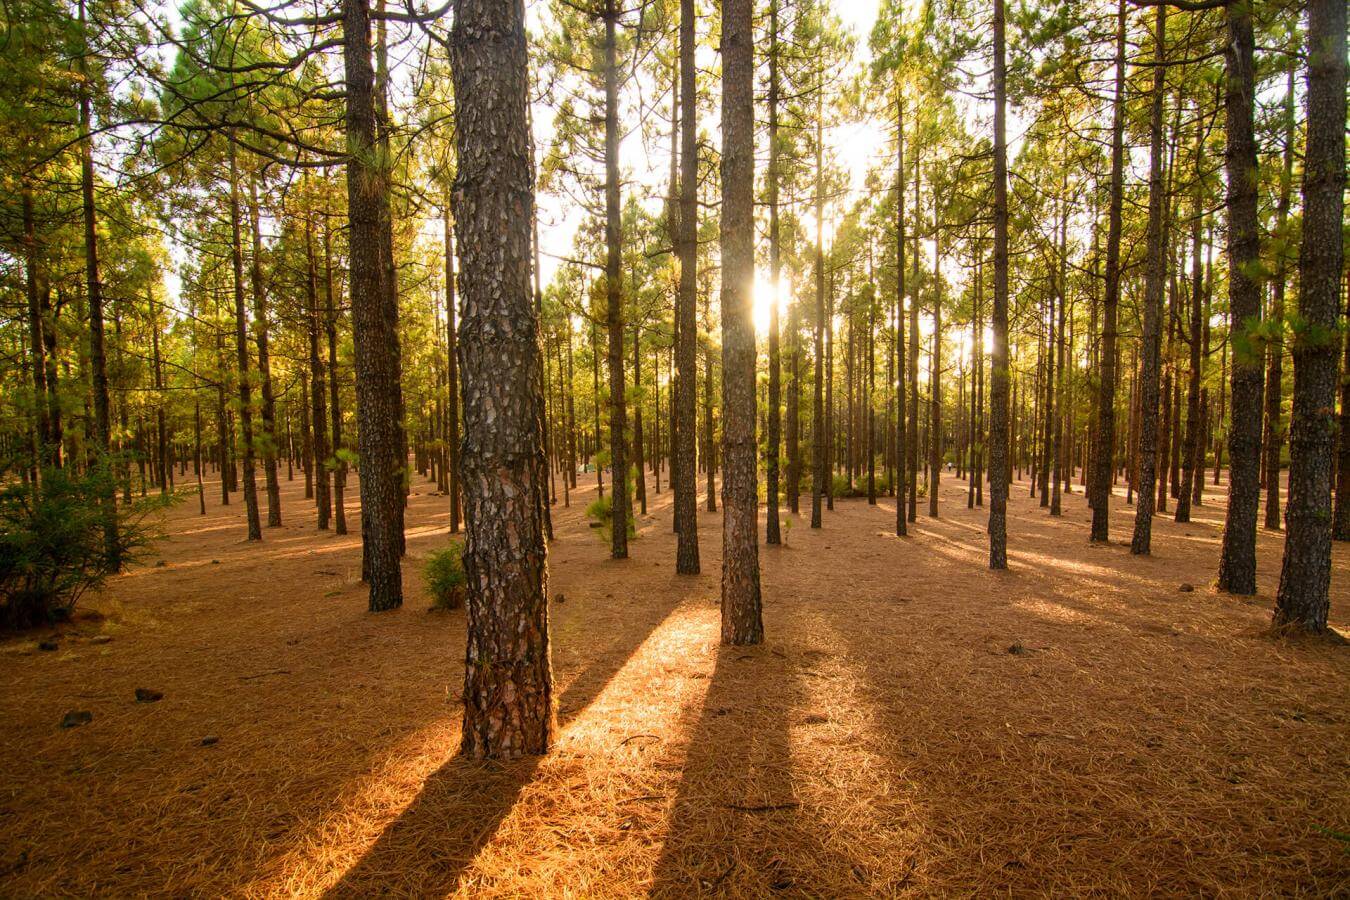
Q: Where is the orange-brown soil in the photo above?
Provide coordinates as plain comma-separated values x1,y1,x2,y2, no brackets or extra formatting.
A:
1,467,1346,896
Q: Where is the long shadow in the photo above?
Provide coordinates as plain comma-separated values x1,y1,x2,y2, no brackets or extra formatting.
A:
322,574,703,898
649,637,885,897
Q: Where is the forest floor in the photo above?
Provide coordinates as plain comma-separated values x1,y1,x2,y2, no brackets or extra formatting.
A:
1,465,1347,897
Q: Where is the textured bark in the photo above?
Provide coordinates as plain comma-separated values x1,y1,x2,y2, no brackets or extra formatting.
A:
673,0,700,573
894,95,907,536
632,325,646,515
1176,132,1204,525
1335,279,1350,541
928,218,942,519
324,218,348,536
249,176,281,527
988,0,1010,569
1090,0,1126,542
228,145,263,542
443,199,462,533
907,144,921,524
452,0,555,756
1215,1,1263,592
305,216,331,530
79,0,118,567
810,103,826,530
342,0,403,609
765,0,782,545
718,0,763,645
1275,0,1345,632
1129,3,1166,557
602,2,629,560
1265,66,1295,532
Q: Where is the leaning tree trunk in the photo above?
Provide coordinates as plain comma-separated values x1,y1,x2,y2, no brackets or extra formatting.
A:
1216,0,1264,593
451,0,555,756
1274,0,1345,632
718,0,763,645
342,0,403,610
1129,2,1166,557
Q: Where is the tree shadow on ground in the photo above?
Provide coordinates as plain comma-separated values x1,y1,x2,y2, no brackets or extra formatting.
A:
322,574,704,898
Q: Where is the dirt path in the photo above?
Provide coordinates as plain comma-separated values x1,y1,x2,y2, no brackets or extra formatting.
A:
1,467,1346,896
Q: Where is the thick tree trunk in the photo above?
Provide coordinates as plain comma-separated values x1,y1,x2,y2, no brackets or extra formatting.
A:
718,0,763,644
451,0,555,756
1274,0,1345,632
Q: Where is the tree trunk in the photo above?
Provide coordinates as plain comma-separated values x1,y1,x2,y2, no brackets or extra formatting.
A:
249,175,281,527
451,0,555,756
1264,64,1295,532
765,0,782,544
988,0,1010,568
342,0,402,609
1215,0,1264,592
228,144,263,542
673,0,700,573
894,94,908,536
1274,0,1345,632
718,0,763,645
602,2,629,560
305,214,332,530
1129,2,1167,557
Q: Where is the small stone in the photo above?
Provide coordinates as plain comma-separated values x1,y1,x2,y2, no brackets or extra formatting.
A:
803,713,829,725
37,640,58,652
1178,583,1195,593
200,735,219,746
60,710,92,729
1008,642,1029,656
211,559,220,565
154,560,167,568
89,635,112,645
555,593,566,603
134,688,163,703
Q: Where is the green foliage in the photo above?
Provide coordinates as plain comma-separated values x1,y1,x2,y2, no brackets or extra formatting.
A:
585,467,638,544
0,464,167,630
424,541,467,610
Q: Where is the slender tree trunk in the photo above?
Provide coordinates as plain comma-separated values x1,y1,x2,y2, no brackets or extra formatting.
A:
765,0,782,545
674,0,700,573
1265,65,1295,532
249,175,281,527
228,145,263,541
988,0,1011,568
79,0,118,567
306,214,332,530
1216,0,1264,592
1130,2,1167,556
1177,119,1206,525
451,0,554,756
811,96,826,530
324,215,348,535
602,2,629,559
894,94,908,535
342,0,402,609
1274,0,1345,632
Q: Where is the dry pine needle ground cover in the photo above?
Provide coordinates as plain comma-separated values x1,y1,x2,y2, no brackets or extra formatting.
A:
0,467,1347,897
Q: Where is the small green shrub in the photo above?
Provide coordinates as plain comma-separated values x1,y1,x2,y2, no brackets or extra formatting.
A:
425,542,467,610
0,463,166,630
585,467,638,543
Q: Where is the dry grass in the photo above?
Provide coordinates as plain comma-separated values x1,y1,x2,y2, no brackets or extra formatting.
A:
0,467,1346,897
